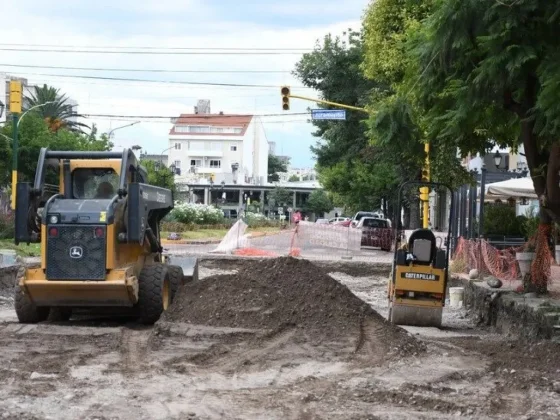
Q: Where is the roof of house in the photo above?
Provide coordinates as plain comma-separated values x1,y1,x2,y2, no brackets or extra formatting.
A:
169,114,253,136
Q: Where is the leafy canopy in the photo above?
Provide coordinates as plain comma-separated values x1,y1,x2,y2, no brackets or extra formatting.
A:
268,154,288,182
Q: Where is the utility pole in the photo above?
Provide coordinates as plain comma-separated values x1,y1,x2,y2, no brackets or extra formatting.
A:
9,81,22,210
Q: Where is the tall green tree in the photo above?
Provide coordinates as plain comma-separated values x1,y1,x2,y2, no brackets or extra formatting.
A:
410,0,560,290
305,190,334,217
25,84,89,133
362,0,468,227
140,159,177,194
268,154,288,182
294,31,394,213
0,115,112,186
268,186,291,207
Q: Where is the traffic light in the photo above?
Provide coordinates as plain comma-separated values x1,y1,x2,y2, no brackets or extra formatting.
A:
9,81,22,114
281,86,290,111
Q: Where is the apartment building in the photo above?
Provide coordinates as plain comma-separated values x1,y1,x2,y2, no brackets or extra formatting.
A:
168,102,269,185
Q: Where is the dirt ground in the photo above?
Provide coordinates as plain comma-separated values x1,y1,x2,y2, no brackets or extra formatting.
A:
0,258,559,420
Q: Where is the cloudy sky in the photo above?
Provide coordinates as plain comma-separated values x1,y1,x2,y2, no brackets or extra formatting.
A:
2,0,369,168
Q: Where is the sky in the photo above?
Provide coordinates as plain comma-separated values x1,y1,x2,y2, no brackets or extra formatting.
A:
1,0,370,168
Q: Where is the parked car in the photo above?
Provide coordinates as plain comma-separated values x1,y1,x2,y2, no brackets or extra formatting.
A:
329,217,350,224
351,211,385,227
357,217,392,251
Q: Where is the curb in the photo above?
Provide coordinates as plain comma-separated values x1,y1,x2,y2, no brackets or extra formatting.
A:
450,274,560,341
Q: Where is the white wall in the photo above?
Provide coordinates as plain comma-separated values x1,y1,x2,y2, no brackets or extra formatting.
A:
0,74,6,123
254,117,269,184
242,119,254,182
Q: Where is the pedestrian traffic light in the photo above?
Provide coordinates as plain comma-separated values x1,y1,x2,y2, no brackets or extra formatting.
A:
281,86,290,111
9,81,22,114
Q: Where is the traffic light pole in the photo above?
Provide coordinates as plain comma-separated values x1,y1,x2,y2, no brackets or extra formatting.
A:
422,143,430,229
287,93,370,114
283,87,431,227
10,114,19,210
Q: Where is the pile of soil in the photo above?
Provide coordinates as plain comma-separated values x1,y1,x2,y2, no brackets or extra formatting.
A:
163,257,417,349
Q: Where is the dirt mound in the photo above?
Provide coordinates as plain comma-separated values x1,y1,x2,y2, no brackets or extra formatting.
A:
163,257,417,350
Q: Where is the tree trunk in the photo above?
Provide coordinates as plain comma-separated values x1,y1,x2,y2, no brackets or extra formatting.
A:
403,204,410,229
409,196,421,230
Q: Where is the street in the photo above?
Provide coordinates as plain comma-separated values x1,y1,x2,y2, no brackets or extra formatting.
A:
0,257,558,420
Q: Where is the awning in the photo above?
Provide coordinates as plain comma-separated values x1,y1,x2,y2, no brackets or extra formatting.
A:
486,177,537,199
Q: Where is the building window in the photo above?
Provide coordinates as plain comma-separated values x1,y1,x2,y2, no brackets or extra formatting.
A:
174,142,181,150
190,159,202,167
173,160,181,168
189,126,211,133
230,145,237,151
210,160,221,168
174,126,189,133
216,127,224,133
208,142,221,151
233,128,242,133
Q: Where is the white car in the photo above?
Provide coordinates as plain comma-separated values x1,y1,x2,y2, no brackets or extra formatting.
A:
315,218,330,224
329,217,350,224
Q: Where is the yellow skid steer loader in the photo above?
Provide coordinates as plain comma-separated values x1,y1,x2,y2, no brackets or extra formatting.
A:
13,148,197,324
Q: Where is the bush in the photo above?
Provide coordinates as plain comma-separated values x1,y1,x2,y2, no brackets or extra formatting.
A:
243,212,282,228
0,212,15,239
160,221,234,232
483,204,524,236
169,203,225,225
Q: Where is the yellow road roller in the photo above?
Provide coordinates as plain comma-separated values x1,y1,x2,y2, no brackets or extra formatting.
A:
387,181,454,328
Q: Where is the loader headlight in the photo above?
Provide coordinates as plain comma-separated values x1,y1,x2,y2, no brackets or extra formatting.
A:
49,215,59,224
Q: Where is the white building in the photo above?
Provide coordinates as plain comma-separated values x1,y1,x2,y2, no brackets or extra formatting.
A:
168,104,269,186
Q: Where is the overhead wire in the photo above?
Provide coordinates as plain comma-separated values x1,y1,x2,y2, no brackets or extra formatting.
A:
3,71,311,89
0,63,291,74
0,43,313,52
0,47,306,55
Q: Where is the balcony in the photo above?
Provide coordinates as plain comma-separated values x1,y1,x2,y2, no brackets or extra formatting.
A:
188,150,223,157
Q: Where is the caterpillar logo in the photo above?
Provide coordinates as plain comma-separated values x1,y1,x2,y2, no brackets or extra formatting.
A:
401,272,439,281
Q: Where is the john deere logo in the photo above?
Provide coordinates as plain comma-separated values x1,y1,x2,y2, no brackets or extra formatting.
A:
402,272,439,281
69,246,84,259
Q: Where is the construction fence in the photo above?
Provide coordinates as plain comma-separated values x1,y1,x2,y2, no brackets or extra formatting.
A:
452,229,554,288
211,220,395,261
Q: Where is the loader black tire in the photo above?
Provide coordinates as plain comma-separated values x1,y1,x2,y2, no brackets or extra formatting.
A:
14,285,49,324
136,264,170,325
167,265,183,303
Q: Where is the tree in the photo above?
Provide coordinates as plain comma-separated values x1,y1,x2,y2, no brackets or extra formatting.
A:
268,154,288,182
305,190,334,217
25,84,89,133
410,0,560,291
140,159,177,194
361,0,468,228
294,31,392,212
288,174,300,182
268,186,291,207
0,114,112,186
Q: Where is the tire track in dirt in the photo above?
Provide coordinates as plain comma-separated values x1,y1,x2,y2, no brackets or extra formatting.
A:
119,326,151,374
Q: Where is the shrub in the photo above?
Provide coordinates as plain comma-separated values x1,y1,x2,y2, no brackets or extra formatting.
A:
169,203,225,225
0,212,15,239
243,212,282,228
483,204,524,236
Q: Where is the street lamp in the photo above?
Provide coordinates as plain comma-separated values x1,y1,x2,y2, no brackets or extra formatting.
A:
107,121,140,139
17,101,58,128
493,150,502,169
